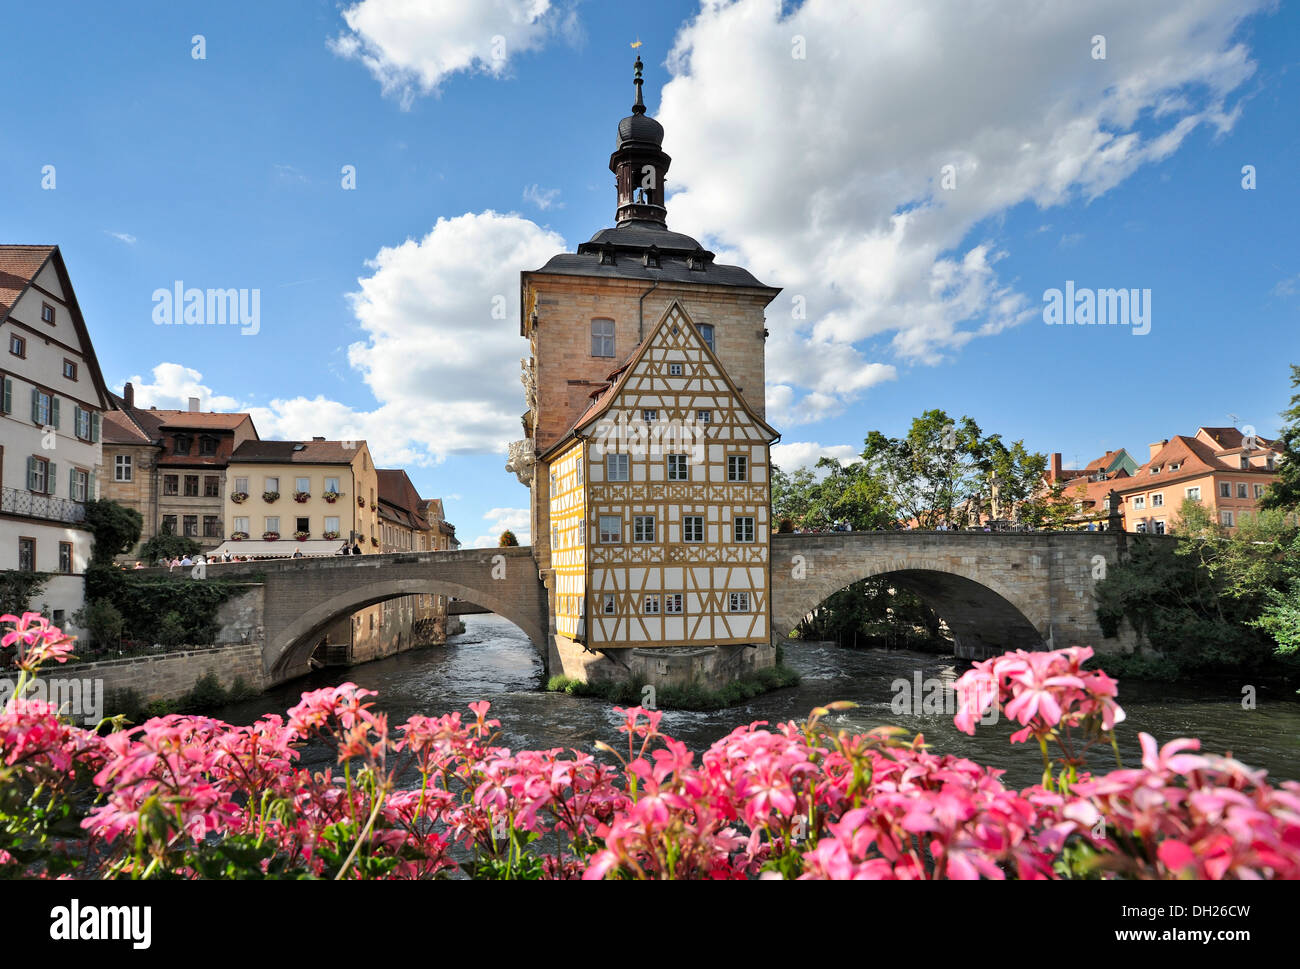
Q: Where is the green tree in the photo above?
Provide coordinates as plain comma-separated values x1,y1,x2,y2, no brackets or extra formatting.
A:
71,598,124,651
1260,364,1300,513
0,570,50,618
499,530,520,547
862,410,1045,528
139,524,201,564
81,499,143,566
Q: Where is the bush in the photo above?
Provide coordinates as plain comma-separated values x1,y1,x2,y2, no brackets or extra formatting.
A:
70,599,125,651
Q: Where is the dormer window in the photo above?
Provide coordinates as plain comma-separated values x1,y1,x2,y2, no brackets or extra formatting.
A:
599,245,617,266
687,247,709,272
173,435,192,455
643,245,660,268
1168,462,1180,471
198,435,218,456
1149,465,1159,474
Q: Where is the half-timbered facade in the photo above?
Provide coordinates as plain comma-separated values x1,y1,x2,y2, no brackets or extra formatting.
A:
544,301,778,650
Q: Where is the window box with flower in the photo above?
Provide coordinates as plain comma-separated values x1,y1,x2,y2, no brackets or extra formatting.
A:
358,496,365,508
370,537,379,547
294,530,310,541
230,492,249,504
263,492,280,503
262,531,280,541
293,492,311,503
323,530,340,540
230,531,249,541
323,492,339,504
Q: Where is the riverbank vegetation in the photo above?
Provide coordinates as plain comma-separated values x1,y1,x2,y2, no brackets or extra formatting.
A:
1096,365,1300,680
546,662,800,711
2,613,1296,880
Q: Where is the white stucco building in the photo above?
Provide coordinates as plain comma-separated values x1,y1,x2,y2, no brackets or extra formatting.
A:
0,246,111,635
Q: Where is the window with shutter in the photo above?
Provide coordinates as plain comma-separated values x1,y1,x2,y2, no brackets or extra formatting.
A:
50,397,60,429
91,412,100,443
2,377,11,414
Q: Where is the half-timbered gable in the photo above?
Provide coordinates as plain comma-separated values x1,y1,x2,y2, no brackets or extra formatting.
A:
546,300,778,650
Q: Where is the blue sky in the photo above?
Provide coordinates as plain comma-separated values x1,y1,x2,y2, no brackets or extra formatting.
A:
3,1,1297,545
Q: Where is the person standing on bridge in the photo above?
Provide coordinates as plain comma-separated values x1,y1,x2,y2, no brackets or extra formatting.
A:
338,542,349,555
352,541,362,555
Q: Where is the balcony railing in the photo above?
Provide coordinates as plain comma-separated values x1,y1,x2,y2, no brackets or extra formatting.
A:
1,487,86,524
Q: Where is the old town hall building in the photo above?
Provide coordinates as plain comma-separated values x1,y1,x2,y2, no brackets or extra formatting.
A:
511,58,782,685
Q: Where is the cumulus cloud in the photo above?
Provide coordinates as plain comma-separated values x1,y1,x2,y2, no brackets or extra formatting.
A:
125,363,242,412
105,231,136,245
771,441,861,473
659,0,1269,424
127,212,565,468
472,507,531,548
331,0,567,107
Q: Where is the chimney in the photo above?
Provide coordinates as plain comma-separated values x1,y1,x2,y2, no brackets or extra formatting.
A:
1148,439,1167,461
1050,453,1062,481
312,436,325,441
123,382,134,407
188,397,200,413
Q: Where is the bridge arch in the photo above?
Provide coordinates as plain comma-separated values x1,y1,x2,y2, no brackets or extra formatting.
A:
777,562,1046,658
266,576,546,681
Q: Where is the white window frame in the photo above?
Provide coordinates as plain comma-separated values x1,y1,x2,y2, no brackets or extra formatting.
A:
265,476,280,493
591,318,615,357
606,454,629,482
233,516,249,534
265,516,280,533
114,454,132,482
295,476,310,494
599,515,622,544
667,454,689,481
602,594,615,615
683,515,704,542
325,516,340,533
1153,520,1165,535
643,595,660,615
669,363,683,376
633,516,656,543
728,591,751,612
728,455,748,482
734,516,755,542
1152,493,1164,507
1132,496,1145,510
1185,486,1201,501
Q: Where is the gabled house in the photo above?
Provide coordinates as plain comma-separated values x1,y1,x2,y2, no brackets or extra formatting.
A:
0,245,112,631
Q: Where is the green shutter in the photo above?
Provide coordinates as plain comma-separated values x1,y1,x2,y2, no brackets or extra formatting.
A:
2,377,10,414
30,388,39,424
26,456,36,490
47,462,56,495
89,471,97,501
51,397,60,430
69,468,76,498
91,411,100,443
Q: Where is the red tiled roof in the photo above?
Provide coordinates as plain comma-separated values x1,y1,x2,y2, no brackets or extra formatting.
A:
377,469,430,530
102,409,156,446
0,245,55,318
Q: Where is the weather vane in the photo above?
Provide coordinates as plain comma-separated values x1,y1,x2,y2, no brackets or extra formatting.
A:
631,38,642,49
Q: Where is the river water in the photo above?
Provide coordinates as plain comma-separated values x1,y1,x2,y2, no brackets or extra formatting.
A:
213,616,1300,790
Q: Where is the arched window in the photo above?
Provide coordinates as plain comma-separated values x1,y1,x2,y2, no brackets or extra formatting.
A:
591,318,615,357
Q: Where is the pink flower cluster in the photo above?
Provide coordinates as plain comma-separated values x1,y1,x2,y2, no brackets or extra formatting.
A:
1,612,76,672
0,618,1297,880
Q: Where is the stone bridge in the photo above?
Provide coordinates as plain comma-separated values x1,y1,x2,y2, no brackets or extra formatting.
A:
147,532,1152,689
185,547,546,685
771,531,1154,658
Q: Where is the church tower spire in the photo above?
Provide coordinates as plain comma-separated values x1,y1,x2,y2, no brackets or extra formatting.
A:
611,54,671,227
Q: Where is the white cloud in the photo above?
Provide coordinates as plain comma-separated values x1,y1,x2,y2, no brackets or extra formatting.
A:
472,507,530,548
771,441,861,473
331,0,566,107
522,183,564,210
106,231,136,245
129,212,564,468
659,0,1269,424
125,363,242,412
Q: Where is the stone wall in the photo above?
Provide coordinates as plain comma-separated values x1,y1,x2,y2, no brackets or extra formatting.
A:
73,643,266,708
548,634,777,690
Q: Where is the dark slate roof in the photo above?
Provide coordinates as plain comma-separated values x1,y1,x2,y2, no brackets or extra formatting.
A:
528,222,776,290
230,440,365,464
617,113,664,147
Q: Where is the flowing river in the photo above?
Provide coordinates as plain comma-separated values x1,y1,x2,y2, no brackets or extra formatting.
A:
212,615,1300,790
